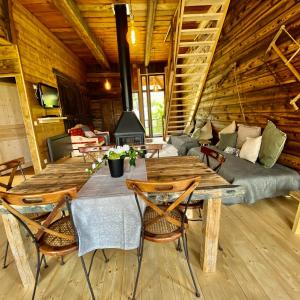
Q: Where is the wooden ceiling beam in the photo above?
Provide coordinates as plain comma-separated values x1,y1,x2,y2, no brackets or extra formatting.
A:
52,0,110,69
144,0,158,67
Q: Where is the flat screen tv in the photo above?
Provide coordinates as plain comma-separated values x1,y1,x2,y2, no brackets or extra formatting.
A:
35,83,60,108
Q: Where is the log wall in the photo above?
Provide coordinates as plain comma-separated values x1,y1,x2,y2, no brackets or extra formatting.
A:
87,72,122,133
0,0,9,39
0,81,32,167
195,0,300,171
10,0,86,171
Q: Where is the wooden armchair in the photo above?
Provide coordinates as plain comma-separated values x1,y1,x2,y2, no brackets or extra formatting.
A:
126,177,201,300
179,147,226,225
0,188,108,300
1,157,26,269
0,157,26,191
201,146,225,173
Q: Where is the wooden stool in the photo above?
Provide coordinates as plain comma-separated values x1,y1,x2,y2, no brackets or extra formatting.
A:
290,191,300,234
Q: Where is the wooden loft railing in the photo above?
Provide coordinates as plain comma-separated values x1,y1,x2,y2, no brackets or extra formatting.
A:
164,0,231,137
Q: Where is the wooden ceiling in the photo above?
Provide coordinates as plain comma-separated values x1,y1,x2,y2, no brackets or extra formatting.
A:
18,0,178,67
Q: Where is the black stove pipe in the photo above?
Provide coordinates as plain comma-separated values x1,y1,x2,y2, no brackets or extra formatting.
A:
114,4,133,112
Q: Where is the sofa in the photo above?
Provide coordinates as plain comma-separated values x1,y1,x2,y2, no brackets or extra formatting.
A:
68,125,110,157
188,146,300,204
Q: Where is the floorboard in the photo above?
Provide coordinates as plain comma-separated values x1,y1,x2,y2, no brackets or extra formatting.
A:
1,151,300,299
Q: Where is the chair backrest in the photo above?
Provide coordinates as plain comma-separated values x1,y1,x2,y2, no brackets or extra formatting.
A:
0,157,25,191
0,187,77,242
201,146,225,173
126,177,201,229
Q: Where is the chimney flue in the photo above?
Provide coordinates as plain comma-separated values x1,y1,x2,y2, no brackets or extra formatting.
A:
114,4,133,112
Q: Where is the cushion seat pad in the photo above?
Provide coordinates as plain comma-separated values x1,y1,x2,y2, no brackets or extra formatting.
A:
187,146,300,204
168,135,199,156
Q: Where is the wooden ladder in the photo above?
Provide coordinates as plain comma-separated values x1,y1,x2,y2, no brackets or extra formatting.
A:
164,0,230,136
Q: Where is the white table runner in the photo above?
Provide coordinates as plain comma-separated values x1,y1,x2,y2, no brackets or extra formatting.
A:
72,159,147,256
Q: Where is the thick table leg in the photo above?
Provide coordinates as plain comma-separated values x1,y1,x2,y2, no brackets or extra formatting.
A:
200,198,221,273
2,214,35,288
292,201,300,234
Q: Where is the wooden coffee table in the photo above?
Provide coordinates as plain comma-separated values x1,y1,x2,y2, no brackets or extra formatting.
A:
134,143,163,158
290,191,300,234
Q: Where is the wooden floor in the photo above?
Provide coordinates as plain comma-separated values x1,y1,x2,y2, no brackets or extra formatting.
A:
1,159,300,299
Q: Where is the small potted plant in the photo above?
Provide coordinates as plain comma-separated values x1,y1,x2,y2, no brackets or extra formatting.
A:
86,145,144,178
103,145,129,177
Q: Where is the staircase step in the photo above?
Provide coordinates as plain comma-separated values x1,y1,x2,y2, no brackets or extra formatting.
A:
168,120,188,124
176,73,202,77
176,63,208,68
168,126,185,129
169,115,191,119
179,41,213,47
172,89,195,93
170,109,191,113
174,82,200,86
178,52,211,58
185,0,225,6
171,96,194,100
181,28,219,35
183,13,223,21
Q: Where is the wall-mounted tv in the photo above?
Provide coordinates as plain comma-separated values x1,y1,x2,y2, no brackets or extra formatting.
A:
35,83,60,108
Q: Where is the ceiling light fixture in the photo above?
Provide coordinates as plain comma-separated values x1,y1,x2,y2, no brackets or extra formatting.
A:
129,0,136,45
104,79,111,90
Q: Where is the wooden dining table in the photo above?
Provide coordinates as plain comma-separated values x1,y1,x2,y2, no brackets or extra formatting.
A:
1,156,245,288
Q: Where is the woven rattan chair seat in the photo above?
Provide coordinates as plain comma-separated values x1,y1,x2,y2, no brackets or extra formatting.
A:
144,206,187,241
26,212,50,222
40,216,77,256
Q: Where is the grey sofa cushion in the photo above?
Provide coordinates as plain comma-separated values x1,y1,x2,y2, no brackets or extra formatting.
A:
187,146,300,204
168,135,199,156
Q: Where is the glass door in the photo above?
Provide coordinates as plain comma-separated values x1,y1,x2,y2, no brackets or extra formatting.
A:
141,73,165,137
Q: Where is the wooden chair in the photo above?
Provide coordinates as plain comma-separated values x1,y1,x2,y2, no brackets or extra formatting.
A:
0,157,26,191
0,157,26,269
201,146,225,173
126,177,201,300
78,144,103,162
184,146,226,215
0,188,108,300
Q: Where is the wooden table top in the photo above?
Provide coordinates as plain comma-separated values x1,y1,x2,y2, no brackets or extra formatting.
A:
9,156,244,200
9,163,91,194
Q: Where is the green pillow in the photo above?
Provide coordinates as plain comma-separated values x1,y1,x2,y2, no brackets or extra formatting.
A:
191,127,201,139
258,120,287,168
217,132,237,151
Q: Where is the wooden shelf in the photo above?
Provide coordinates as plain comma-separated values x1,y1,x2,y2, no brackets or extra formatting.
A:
37,116,67,124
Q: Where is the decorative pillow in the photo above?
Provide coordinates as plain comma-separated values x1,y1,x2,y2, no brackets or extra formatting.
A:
217,132,237,151
224,146,240,157
236,124,261,148
69,128,84,137
183,121,194,135
191,127,201,139
198,121,213,140
84,130,96,138
239,136,262,163
218,121,236,138
258,120,287,168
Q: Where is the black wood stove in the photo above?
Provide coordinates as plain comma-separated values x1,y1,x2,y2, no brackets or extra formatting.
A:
113,4,145,146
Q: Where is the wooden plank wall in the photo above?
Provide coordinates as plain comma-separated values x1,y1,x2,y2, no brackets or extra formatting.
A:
194,0,300,171
0,0,9,39
87,72,122,133
10,0,86,170
0,81,32,167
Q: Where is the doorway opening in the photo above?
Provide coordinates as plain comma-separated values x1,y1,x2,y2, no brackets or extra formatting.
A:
133,73,165,138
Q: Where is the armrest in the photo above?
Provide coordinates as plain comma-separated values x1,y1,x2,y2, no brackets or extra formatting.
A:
0,157,25,172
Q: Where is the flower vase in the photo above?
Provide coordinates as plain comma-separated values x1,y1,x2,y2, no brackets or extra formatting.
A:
108,158,124,178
